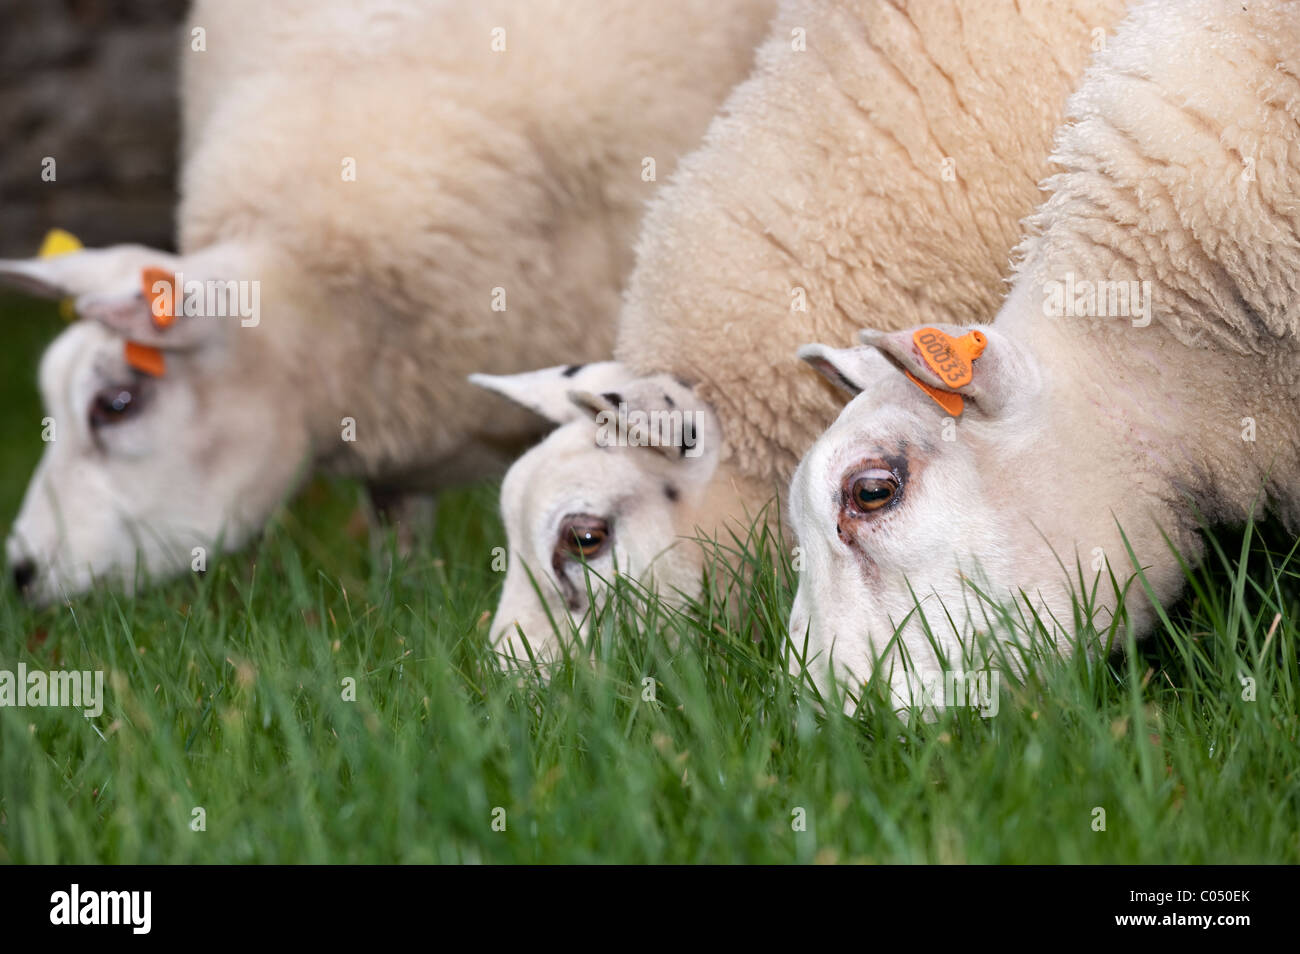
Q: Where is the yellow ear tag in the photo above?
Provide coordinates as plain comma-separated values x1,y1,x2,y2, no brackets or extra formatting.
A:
37,229,84,322
905,328,987,416
38,228,82,258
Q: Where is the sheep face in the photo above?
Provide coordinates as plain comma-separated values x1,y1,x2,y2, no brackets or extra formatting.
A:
472,364,720,664
788,323,1070,702
1,245,307,605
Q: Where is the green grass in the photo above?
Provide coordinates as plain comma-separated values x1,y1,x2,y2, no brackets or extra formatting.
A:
1,292,1298,863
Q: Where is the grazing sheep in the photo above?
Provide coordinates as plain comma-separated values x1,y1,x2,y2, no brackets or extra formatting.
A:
476,0,1127,659
0,0,775,605
788,0,1300,707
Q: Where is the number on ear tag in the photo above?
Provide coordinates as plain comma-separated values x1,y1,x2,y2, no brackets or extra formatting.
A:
905,328,988,416
912,328,987,388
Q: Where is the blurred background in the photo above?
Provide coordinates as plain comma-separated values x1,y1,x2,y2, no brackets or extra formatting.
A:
0,0,185,513
0,0,185,257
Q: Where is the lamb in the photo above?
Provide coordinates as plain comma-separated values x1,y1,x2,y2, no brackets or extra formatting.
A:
788,0,1300,708
475,0,1128,659
0,0,775,606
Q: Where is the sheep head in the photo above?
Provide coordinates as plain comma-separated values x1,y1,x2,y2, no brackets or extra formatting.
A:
1,239,308,605
471,362,722,666
787,316,1185,707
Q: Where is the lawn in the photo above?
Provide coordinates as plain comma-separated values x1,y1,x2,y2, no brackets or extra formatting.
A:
0,291,1297,864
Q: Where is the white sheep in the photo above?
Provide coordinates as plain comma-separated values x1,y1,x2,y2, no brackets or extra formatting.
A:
788,0,1300,709
476,0,1128,660
0,0,776,605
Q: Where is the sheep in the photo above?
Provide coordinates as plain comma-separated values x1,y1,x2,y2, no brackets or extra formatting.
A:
475,0,1128,660
787,0,1300,709
0,0,776,606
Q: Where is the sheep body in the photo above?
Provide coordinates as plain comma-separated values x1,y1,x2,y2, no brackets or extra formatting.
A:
1012,0,1300,536
181,0,778,487
617,0,1128,491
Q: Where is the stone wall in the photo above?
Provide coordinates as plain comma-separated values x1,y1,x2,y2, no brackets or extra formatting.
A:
0,0,186,256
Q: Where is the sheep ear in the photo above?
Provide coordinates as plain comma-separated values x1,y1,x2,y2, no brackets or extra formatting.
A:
469,361,628,425
859,324,1033,417
567,388,619,421
0,244,177,302
568,375,718,464
0,243,221,351
0,257,72,299
797,342,884,397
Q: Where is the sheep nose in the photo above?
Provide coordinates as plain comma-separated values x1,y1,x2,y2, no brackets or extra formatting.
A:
10,559,36,593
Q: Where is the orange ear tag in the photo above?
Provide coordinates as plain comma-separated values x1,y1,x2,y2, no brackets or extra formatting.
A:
905,328,987,416
124,341,166,377
904,372,965,416
141,266,177,328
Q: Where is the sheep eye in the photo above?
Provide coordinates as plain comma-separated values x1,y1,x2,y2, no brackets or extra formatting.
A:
558,516,610,560
847,470,899,513
89,385,140,429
